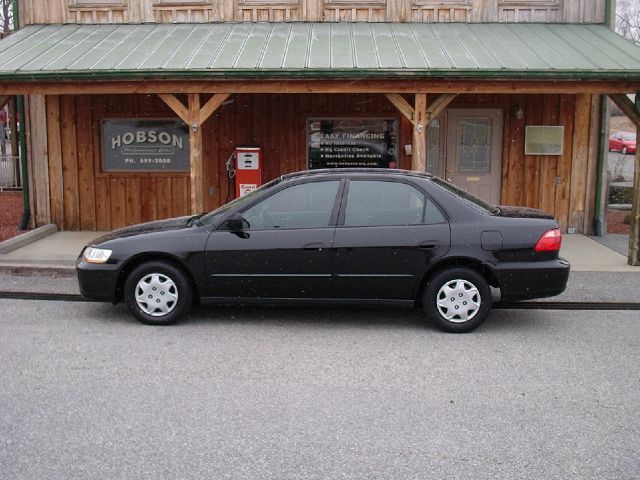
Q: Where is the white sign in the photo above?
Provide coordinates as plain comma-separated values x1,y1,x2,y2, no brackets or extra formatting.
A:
239,184,258,196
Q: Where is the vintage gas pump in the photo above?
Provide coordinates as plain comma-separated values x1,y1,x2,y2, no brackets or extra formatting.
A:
226,147,263,199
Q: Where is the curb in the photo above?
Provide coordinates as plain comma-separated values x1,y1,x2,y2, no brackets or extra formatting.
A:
0,263,76,277
0,224,58,254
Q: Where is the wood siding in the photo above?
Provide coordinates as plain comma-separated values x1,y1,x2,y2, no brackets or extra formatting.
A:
32,92,598,233
19,0,606,25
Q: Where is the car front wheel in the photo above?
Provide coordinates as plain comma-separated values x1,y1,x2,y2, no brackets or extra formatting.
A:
423,267,492,333
124,261,193,325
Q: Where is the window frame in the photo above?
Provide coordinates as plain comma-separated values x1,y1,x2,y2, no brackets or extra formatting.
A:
239,179,343,231
339,179,447,228
69,0,127,7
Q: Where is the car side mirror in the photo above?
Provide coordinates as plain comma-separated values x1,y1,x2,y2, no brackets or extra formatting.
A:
226,213,247,232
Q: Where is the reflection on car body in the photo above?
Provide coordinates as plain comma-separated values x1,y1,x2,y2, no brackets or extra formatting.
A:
77,169,570,333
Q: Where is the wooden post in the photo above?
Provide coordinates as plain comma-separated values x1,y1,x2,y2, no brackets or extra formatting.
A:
629,138,640,266
608,94,640,266
159,93,231,215
188,93,203,214
412,93,427,171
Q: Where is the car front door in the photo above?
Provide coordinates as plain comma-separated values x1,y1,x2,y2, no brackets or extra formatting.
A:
204,179,342,300
332,179,450,302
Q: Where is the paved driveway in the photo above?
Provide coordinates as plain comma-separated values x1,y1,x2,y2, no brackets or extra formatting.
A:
1,300,638,479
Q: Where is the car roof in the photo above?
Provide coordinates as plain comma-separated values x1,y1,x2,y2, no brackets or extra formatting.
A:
280,168,434,182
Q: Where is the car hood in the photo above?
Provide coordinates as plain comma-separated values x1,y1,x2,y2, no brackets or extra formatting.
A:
495,206,554,220
90,215,195,245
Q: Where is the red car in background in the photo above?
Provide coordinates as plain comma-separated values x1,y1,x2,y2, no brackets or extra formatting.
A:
608,131,637,155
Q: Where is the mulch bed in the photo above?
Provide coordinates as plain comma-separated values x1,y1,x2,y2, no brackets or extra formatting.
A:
607,209,631,235
0,192,27,242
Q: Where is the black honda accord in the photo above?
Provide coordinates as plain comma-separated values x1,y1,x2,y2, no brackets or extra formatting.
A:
77,169,569,332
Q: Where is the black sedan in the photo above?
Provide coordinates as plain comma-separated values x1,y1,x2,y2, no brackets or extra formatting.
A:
77,169,569,333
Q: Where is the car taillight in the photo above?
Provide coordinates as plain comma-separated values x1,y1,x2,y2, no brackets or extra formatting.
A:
534,228,562,252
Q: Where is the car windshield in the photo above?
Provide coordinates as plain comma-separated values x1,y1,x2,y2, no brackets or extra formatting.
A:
622,133,636,141
431,177,500,215
197,177,282,226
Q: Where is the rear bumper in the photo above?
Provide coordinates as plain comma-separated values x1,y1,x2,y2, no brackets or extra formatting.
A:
493,258,570,302
76,259,120,302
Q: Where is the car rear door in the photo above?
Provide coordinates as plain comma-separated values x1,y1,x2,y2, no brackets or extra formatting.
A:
204,179,342,300
332,179,450,302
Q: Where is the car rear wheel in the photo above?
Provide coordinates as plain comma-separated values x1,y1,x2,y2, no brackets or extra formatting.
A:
124,261,192,325
622,146,628,155
423,267,492,333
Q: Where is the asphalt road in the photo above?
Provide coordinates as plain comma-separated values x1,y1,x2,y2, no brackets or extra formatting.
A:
1,300,639,480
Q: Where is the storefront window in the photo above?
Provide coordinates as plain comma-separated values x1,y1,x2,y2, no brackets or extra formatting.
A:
307,118,397,169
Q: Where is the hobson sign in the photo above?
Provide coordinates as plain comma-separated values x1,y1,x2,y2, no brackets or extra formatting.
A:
102,119,190,172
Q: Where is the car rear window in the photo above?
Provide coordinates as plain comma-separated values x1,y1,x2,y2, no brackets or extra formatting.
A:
431,177,499,215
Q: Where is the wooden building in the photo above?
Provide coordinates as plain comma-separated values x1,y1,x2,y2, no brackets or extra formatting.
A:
1,0,640,263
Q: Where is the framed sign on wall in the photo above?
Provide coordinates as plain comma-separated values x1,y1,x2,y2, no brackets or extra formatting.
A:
307,118,398,169
524,126,564,156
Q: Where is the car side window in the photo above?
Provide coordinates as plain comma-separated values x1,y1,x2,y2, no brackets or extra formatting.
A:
344,180,445,227
242,180,340,230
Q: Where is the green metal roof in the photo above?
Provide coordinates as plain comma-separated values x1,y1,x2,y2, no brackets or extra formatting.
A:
1,22,640,81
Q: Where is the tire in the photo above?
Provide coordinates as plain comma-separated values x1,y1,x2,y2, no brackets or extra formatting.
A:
622,146,628,155
124,261,192,325
422,267,492,333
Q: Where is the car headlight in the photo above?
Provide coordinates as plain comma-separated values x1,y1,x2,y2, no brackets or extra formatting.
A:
83,246,113,264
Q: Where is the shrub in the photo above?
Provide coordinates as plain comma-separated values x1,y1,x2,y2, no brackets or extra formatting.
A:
609,185,633,204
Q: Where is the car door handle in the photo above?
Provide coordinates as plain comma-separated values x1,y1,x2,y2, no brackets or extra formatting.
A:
303,242,325,251
419,241,439,250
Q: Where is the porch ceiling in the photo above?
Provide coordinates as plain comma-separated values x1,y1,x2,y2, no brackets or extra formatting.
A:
1,22,640,93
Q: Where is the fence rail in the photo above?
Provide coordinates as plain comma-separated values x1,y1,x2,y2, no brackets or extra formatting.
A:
0,155,22,191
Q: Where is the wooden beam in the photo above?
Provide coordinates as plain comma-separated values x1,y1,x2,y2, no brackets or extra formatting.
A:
3,79,640,96
0,95,11,109
158,93,232,214
158,93,189,124
188,94,204,215
199,93,231,124
608,94,640,266
427,93,458,122
608,94,640,127
385,94,414,124
412,94,427,172
568,94,591,233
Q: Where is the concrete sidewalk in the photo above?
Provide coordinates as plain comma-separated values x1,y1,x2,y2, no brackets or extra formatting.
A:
0,228,638,302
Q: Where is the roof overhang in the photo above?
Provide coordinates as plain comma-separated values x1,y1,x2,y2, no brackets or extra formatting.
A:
1,22,640,95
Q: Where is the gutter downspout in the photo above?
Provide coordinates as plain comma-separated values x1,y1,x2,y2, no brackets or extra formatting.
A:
594,96,609,236
17,96,28,229
594,0,616,235
12,0,29,230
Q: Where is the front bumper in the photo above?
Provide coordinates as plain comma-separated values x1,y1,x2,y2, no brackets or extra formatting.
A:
493,258,570,302
76,258,121,302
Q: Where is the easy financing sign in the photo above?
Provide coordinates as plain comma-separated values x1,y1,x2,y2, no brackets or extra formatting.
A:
102,119,190,172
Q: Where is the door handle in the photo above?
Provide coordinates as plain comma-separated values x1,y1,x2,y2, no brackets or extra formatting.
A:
303,242,325,251
419,241,439,250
